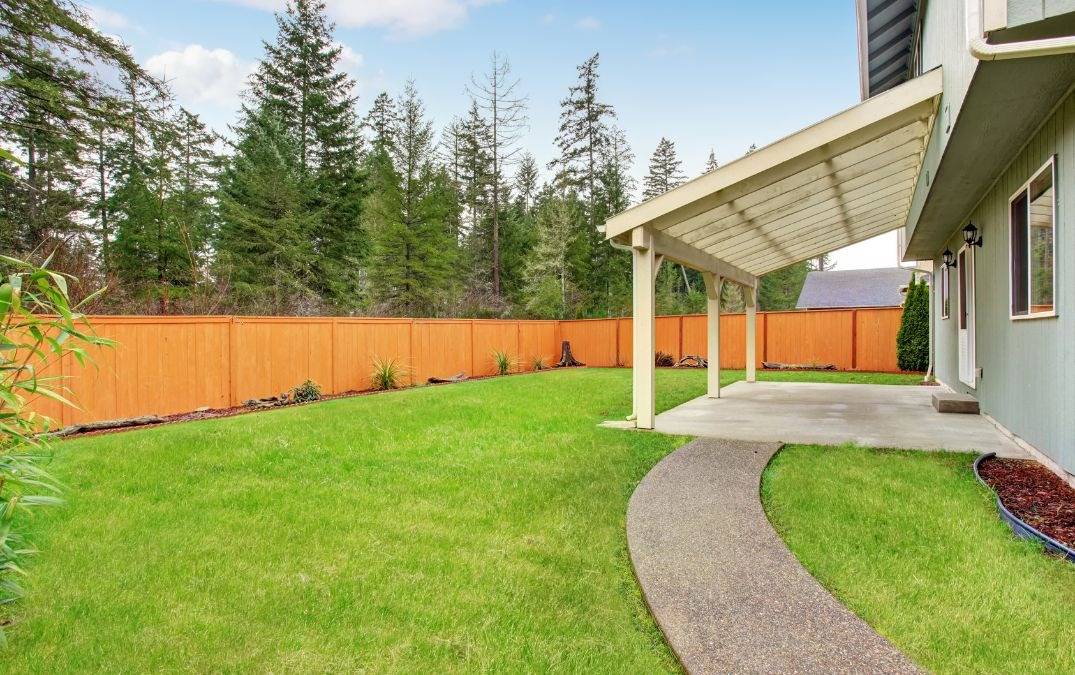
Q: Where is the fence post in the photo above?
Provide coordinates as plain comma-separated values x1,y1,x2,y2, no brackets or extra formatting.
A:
851,309,858,370
409,319,417,386
228,316,238,406
761,312,768,364
330,317,337,394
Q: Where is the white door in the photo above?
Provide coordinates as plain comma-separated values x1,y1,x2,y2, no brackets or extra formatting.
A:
957,244,976,387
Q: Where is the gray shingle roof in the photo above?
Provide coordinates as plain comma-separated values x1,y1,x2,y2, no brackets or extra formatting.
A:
796,267,914,309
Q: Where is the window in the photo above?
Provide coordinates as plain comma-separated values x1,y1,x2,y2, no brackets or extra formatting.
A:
940,264,950,319
1009,157,1056,319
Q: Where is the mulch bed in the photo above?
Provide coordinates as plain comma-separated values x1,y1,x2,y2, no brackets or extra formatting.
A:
53,367,569,441
977,456,1075,550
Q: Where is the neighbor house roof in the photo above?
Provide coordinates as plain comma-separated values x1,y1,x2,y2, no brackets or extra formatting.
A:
796,267,914,309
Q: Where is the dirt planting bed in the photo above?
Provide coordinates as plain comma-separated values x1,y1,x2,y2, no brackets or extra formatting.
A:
977,456,1075,550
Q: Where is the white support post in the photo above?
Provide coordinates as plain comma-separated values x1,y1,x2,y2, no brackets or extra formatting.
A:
702,272,721,398
745,284,757,383
631,227,657,429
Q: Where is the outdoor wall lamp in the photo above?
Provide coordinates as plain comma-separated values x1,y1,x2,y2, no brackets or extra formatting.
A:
962,222,983,247
942,248,956,268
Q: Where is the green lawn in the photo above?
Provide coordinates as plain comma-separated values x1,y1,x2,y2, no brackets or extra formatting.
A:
2,367,917,671
763,445,1075,674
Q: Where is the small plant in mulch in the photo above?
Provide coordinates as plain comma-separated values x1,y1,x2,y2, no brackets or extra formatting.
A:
290,379,322,403
978,457,1075,549
655,351,675,367
492,350,516,376
531,355,547,371
372,357,407,391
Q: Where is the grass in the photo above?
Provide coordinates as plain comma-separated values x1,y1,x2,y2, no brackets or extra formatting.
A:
2,367,917,671
763,445,1075,674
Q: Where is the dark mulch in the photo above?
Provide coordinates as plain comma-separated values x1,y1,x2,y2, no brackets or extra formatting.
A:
978,456,1075,549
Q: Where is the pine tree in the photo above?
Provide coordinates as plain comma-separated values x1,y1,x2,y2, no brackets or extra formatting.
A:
758,261,810,310
643,137,686,200
216,109,318,313
513,152,538,214
703,148,719,174
586,126,635,315
366,82,456,316
244,0,366,309
550,52,615,232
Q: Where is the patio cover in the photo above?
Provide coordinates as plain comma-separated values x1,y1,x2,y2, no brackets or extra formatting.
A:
604,69,942,429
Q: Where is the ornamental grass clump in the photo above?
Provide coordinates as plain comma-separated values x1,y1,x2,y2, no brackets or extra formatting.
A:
492,350,516,376
371,357,407,391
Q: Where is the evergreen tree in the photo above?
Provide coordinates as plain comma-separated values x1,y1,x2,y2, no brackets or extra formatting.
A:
366,82,456,315
643,137,686,200
524,196,578,318
244,0,366,309
513,152,538,215
585,126,634,316
758,261,810,310
897,275,929,371
703,148,719,174
216,109,318,313
550,52,615,232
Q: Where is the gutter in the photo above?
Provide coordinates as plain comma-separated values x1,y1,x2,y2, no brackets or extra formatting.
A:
968,0,1075,61
969,34,1075,60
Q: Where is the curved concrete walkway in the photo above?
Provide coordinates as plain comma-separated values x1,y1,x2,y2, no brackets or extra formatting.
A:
627,438,920,674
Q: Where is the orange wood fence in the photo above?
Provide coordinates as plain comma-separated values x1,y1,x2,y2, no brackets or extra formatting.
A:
31,307,901,427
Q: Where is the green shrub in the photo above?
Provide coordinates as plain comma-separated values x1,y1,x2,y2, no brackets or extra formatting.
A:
492,350,515,376
371,357,407,390
0,254,111,630
290,379,322,403
896,275,930,371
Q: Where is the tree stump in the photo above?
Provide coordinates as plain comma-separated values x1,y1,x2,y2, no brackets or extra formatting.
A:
555,341,584,367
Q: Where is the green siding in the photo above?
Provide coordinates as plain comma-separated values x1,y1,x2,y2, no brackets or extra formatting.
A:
1007,0,1075,28
933,88,1075,475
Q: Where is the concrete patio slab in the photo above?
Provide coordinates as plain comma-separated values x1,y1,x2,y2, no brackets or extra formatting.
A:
653,381,1026,457
628,438,920,674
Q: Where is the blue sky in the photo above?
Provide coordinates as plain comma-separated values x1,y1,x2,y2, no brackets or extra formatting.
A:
85,0,900,269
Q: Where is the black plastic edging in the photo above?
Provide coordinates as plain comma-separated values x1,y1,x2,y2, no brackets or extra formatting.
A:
973,452,1075,563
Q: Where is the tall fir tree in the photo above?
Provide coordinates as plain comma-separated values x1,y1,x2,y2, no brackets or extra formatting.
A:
513,152,538,215
703,148,719,174
366,82,456,316
642,137,686,200
216,109,318,313
550,52,615,231
585,126,635,316
243,0,366,310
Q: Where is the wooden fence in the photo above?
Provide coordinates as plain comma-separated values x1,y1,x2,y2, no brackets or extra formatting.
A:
31,307,902,427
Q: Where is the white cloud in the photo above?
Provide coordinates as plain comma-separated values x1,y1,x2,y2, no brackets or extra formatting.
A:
574,16,601,30
83,4,130,30
540,12,555,25
215,0,502,39
145,45,255,109
334,41,364,69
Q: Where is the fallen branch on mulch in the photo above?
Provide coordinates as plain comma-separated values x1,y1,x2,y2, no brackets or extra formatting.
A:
762,361,836,371
674,355,708,368
977,456,1075,551
655,351,675,367
428,372,467,384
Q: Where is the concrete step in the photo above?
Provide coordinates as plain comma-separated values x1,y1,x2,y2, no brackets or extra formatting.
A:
932,391,980,414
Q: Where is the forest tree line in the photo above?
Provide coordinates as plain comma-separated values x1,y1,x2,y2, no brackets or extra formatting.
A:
1,0,817,319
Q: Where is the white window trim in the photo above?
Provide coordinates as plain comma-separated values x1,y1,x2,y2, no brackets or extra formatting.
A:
1008,155,1058,321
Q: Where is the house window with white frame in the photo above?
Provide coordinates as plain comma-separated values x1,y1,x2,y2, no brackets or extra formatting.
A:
1009,157,1056,318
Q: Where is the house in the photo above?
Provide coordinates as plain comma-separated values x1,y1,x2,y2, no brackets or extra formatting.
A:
603,1,1075,483
796,267,915,310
